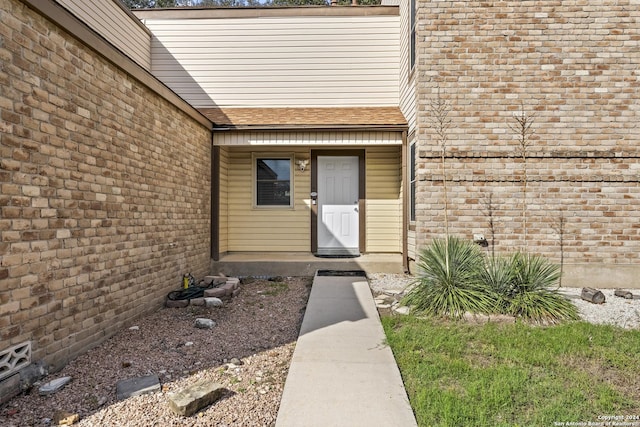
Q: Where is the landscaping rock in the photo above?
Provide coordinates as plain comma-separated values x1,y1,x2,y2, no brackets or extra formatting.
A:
463,312,516,324
204,288,226,299
165,299,189,308
53,410,79,426
204,298,223,308
168,380,226,417
393,306,411,315
581,287,606,304
39,376,72,396
614,289,634,300
203,276,227,286
194,318,216,329
190,298,205,306
116,375,160,401
220,283,235,296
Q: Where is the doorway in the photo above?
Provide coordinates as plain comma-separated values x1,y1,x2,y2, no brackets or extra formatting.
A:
311,150,365,256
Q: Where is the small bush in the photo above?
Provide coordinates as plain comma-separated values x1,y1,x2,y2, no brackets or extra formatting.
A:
480,252,578,323
405,240,579,324
403,237,495,319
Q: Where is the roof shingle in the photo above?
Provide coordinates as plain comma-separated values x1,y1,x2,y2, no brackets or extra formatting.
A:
199,107,407,129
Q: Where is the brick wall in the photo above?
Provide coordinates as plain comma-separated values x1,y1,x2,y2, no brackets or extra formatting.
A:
414,1,640,284
1,0,212,370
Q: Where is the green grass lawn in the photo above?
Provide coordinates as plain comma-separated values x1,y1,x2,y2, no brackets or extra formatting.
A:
382,316,640,427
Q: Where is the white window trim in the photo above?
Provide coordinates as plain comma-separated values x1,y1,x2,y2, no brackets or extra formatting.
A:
252,153,294,209
409,138,417,224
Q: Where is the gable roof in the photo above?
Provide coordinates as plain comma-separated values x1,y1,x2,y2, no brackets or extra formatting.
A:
199,107,407,131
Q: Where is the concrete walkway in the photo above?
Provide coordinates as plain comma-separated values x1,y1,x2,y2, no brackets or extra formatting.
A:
276,273,418,427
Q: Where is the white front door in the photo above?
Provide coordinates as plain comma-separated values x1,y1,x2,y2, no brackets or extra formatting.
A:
317,156,360,256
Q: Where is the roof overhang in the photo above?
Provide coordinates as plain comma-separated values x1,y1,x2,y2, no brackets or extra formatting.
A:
200,107,408,132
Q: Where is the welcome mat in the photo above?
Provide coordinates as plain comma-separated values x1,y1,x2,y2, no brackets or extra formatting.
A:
316,270,367,277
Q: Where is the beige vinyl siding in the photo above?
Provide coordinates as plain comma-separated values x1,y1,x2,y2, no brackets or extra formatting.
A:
218,147,229,253
56,0,151,70
215,131,402,146
226,147,311,252
408,229,417,260
399,0,417,260
366,147,402,253
141,15,399,108
399,0,417,133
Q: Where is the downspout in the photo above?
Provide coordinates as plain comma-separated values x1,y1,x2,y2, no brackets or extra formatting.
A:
211,130,220,261
401,130,409,273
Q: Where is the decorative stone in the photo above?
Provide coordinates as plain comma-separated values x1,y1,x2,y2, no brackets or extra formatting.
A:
204,288,226,299
166,299,189,308
394,306,411,315
203,276,227,286
194,318,216,329
205,298,223,308
53,410,79,426
168,380,226,417
581,287,606,304
220,283,235,296
190,298,205,306
226,278,240,288
614,289,634,299
39,376,72,395
0,374,20,405
116,375,161,401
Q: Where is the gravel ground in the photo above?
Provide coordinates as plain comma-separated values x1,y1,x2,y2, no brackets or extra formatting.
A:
559,287,640,329
2,273,639,427
0,277,312,427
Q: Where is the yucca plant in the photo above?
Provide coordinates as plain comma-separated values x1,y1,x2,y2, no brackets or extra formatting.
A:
403,237,495,319
481,252,579,323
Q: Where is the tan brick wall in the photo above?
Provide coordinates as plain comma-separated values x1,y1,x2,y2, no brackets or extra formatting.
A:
1,0,211,369
413,1,640,279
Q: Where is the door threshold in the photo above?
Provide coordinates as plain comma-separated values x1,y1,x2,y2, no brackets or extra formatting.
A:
314,253,361,259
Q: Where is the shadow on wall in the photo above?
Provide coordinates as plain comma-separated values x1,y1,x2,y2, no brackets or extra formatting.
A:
151,36,229,122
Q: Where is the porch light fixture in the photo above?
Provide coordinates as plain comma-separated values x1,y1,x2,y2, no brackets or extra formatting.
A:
296,159,309,172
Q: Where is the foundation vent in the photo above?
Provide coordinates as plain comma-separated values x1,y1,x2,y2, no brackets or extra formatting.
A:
0,342,31,380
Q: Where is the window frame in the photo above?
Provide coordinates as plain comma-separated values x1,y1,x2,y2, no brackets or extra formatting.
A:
409,139,417,224
252,153,294,209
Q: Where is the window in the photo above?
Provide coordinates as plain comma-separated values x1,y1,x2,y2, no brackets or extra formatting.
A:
410,0,416,71
255,157,292,207
410,141,416,222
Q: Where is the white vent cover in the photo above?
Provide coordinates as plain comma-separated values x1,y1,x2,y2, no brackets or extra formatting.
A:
0,342,31,380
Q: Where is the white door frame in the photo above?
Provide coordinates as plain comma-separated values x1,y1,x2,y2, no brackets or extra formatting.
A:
311,150,365,256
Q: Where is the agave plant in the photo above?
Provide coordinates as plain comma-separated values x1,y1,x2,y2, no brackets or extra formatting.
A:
480,252,578,323
403,237,495,319
477,255,514,313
